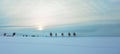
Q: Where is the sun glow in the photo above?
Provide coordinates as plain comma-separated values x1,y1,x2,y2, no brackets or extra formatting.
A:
37,26,44,31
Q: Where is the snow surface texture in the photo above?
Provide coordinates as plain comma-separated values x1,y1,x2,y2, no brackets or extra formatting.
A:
0,37,120,54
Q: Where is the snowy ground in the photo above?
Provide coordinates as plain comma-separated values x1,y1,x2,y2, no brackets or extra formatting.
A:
0,23,120,54
0,36,120,54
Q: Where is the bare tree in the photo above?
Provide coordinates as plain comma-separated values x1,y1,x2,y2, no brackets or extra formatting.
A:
50,32,52,37
68,32,71,37
61,33,64,36
13,32,16,36
4,33,7,36
73,32,76,36
26,35,28,37
55,33,57,37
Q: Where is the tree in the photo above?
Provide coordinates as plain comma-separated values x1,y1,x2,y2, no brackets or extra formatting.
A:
55,33,57,37
68,32,71,37
61,33,64,36
50,32,52,37
4,33,7,36
73,32,76,36
13,32,16,36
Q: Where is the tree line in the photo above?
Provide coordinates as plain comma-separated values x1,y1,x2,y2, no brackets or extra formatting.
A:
0,32,77,37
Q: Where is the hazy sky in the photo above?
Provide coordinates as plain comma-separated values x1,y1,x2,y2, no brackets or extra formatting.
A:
0,0,120,30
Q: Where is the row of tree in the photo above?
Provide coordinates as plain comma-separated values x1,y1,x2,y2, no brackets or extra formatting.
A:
3,32,16,37
1,32,77,37
50,32,76,37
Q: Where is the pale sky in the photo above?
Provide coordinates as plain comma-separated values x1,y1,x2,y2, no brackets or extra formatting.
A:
0,0,120,30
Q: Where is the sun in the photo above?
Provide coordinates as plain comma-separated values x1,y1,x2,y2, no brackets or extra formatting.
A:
38,27,44,31
36,26,44,31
